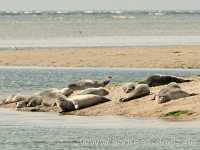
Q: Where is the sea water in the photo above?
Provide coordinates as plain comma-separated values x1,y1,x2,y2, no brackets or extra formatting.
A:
0,10,200,48
1,108,200,150
0,67,200,99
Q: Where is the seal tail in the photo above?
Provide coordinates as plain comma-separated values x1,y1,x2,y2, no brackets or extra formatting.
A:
101,97,111,103
183,79,193,82
190,93,198,96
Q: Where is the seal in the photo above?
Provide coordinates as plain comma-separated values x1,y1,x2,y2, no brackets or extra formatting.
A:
138,75,191,87
155,83,196,104
77,87,109,96
60,88,73,97
37,88,62,106
5,94,27,104
16,99,30,108
152,82,181,100
122,82,136,93
27,96,43,107
56,95,75,113
119,84,150,102
68,94,111,109
68,76,112,90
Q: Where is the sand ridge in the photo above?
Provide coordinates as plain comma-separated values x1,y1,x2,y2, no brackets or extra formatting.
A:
0,46,200,68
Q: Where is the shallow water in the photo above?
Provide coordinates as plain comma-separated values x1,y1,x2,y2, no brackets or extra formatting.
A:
0,67,200,99
1,67,200,149
1,108,200,150
1,10,200,48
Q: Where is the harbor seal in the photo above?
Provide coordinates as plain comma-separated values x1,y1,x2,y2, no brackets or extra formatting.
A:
68,94,111,110
27,96,43,107
122,82,136,93
119,84,150,102
138,75,191,87
152,82,181,100
77,87,109,96
68,76,112,90
16,99,30,108
60,88,73,97
37,88,62,106
5,94,27,104
155,83,196,104
56,95,75,113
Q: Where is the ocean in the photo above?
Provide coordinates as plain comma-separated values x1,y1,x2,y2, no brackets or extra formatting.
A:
0,10,200,48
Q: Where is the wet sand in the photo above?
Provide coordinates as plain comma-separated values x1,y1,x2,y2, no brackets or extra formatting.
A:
0,45,200,68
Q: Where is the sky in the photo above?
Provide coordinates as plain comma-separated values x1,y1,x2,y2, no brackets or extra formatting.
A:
0,0,199,11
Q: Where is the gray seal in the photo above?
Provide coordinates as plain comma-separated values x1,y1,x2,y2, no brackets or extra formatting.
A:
5,94,27,104
56,95,75,113
155,83,195,104
68,76,112,91
37,88,62,106
152,82,181,100
68,94,111,110
119,84,150,102
27,96,43,107
138,75,191,87
16,99,30,108
77,87,109,96
122,82,136,93
60,88,73,97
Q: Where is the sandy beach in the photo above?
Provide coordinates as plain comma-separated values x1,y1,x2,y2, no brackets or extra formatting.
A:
1,76,200,121
0,45,200,68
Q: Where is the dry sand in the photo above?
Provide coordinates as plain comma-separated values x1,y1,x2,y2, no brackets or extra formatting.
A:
0,45,200,68
1,76,200,121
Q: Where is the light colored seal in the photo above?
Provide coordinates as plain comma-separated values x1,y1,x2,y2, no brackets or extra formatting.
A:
138,75,191,87
155,82,196,104
119,84,150,102
60,88,73,97
68,94,111,110
68,76,112,91
5,94,27,104
56,95,75,113
27,96,43,107
122,82,136,93
37,88,62,106
152,82,181,100
16,99,30,108
77,87,109,96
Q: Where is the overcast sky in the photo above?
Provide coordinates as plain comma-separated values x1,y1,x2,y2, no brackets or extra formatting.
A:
0,0,199,11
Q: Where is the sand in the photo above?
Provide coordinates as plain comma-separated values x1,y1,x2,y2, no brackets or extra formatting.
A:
0,45,200,68
1,76,200,121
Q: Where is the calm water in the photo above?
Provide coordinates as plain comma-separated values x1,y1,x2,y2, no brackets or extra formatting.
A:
1,10,200,48
1,108,200,150
0,67,200,99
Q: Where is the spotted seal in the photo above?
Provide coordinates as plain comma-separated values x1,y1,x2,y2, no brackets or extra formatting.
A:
138,75,191,87
119,84,150,102
77,87,109,96
122,82,136,93
68,76,112,91
155,83,196,104
68,94,111,110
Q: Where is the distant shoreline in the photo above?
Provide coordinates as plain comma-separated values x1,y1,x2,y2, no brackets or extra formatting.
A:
0,45,199,68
